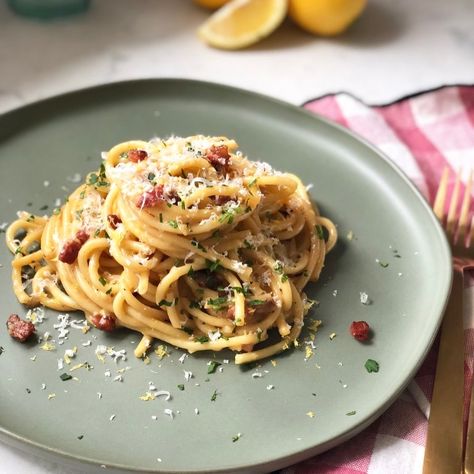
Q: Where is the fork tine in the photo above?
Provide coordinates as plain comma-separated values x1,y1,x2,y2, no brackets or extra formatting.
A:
433,167,449,221
457,170,472,244
446,170,461,238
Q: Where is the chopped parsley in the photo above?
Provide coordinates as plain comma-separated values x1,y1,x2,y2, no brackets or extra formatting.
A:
181,326,193,335
88,164,108,188
228,285,250,297
248,299,265,307
207,296,228,309
158,299,173,307
191,239,206,252
365,359,379,373
232,433,242,442
378,261,389,268
346,411,357,416
98,276,107,286
147,172,156,182
177,384,185,391
211,230,222,239
168,220,178,229
207,361,221,374
189,300,201,309
187,266,195,277
274,262,284,274
60,373,73,381
315,225,324,240
77,435,84,440
53,208,60,215
210,389,218,401
281,274,289,283
248,177,257,187
39,204,48,211
195,336,209,344
219,206,241,225
105,287,113,295
0,346,4,356
206,259,221,272
79,190,86,199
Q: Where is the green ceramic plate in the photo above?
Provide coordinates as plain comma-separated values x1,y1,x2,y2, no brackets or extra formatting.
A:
0,80,451,473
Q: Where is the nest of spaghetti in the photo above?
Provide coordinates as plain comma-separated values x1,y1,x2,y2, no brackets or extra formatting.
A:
7,135,336,364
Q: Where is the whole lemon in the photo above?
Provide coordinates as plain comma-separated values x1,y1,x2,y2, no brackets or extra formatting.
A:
289,0,367,36
193,0,230,9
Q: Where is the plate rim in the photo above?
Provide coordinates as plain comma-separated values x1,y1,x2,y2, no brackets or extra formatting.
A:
0,78,453,473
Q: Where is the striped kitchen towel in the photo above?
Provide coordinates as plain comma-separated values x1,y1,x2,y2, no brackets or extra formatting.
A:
283,85,474,474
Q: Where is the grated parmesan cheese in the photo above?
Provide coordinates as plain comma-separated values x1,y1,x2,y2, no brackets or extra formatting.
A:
359,292,370,305
155,391,171,401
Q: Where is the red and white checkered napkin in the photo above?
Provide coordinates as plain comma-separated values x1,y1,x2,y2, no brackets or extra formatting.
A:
283,86,474,474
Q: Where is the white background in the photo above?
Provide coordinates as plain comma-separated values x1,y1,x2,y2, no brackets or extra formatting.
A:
1,0,473,472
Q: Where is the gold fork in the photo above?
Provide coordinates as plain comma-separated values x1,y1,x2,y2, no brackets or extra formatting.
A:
423,168,474,474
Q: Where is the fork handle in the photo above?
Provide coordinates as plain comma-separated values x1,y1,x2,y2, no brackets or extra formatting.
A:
423,268,464,474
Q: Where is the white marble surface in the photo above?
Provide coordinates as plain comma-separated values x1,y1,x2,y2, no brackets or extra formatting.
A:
0,0,473,472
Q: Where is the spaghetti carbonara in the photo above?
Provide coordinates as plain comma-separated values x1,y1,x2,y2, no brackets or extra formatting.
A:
6,136,336,364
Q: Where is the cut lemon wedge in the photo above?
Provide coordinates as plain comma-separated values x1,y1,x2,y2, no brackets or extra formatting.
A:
198,0,288,50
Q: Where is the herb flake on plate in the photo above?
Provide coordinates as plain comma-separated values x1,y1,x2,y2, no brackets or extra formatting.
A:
364,359,379,373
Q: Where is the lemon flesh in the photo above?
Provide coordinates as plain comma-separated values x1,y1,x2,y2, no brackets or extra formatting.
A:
198,0,288,50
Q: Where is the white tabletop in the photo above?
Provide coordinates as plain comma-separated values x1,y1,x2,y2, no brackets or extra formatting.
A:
1,0,473,472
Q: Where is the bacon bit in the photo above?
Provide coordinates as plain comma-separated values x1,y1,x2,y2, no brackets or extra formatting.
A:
226,306,235,320
7,314,35,342
206,145,230,173
214,195,231,206
136,184,165,208
90,314,116,332
350,321,371,341
107,214,122,230
165,189,180,204
75,229,89,244
192,270,225,291
128,149,148,163
58,230,89,264
241,344,254,352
